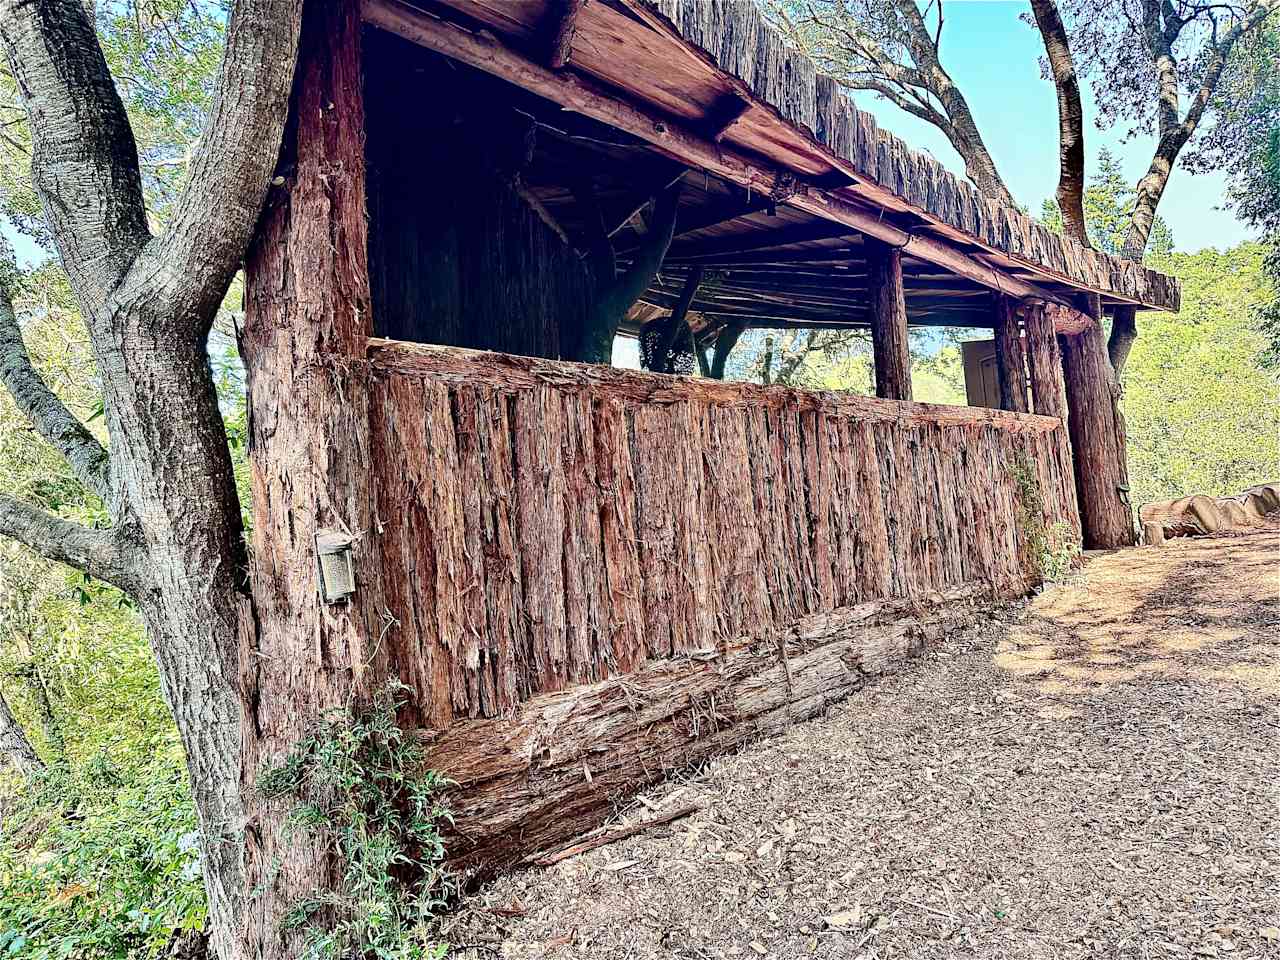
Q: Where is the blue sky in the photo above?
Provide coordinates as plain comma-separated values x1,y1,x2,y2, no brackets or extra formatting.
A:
850,0,1250,251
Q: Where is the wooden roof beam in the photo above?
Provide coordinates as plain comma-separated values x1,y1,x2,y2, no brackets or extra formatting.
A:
546,0,588,69
665,222,857,262
361,0,1070,307
703,92,752,143
619,191,777,254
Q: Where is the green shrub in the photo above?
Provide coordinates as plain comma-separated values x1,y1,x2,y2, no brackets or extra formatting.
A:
0,754,205,959
257,681,454,960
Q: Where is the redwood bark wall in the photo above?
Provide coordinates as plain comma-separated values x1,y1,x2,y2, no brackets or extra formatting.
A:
365,340,1081,730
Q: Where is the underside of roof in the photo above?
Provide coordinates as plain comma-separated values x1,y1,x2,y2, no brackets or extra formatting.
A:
361,0,1180,314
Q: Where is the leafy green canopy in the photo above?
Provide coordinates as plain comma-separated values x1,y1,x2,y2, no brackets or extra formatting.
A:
1124,243,1279,509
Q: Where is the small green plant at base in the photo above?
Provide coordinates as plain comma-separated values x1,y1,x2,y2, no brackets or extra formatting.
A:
257,680,455,960
1009,453,1083,586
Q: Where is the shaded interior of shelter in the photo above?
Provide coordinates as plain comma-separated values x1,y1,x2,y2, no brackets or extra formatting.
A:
362,28,1107,370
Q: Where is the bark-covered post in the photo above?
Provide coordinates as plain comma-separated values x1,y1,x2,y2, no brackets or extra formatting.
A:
1060,303,1135,549
1022,300,1065,419
866,237,911,400
993,293,1028,412
240,3,394,953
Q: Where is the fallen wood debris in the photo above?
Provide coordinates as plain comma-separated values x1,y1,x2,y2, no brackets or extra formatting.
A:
1140,483,1279,543
529,802,702,867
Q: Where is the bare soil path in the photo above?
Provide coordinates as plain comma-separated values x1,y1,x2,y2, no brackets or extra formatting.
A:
452,525,1280,960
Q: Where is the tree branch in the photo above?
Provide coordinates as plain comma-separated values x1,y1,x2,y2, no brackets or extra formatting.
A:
134,0,305,334
0,0,150,311
0,266,110,498
1030,0,1090,247
600,183,681,321
0,494,136,589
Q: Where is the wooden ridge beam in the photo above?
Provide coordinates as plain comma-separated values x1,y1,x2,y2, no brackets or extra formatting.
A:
360,0,1070,306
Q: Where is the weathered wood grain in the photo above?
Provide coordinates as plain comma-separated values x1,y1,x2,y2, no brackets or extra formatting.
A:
366,338,1079,725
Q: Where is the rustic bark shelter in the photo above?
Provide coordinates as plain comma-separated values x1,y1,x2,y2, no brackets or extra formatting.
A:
240,0,1179,880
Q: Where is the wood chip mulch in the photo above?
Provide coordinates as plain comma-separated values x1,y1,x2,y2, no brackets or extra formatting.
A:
446,523,1280,960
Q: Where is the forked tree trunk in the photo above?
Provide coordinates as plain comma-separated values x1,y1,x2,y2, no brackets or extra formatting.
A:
239,4,392,954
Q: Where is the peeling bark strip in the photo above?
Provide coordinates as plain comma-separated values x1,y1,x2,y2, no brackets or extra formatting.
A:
365,339,1079,734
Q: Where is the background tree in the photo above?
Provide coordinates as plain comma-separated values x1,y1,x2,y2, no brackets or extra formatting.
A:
1182,16,1279,236
1064,0,1276,374
0,1,302,957
766,0,1017,206
1028,0,1091,246
1064,0,1277,261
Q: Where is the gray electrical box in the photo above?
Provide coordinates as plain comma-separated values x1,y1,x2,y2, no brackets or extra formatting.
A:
315,529,356,604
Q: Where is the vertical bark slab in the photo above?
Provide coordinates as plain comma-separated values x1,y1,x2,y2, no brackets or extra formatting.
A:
238,3,389,954
593,397,645,674
515,388,569,688
1023,300,1066,420
851,420,892,601
1061,318,1136,549
867,238,912,401
632,404,676,657
993,294,1029,413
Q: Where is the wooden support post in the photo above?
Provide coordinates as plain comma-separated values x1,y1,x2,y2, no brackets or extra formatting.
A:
240,3,394,952
650,266,703,371
1022,300,1065,419
993,294,1028,413
867,238,911,400
1060,308,1135,549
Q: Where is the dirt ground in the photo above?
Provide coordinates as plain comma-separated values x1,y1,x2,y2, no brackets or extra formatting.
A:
450,523,1280,960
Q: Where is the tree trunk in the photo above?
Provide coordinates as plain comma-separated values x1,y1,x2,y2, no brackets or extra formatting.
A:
867,239,911,400
919,63,1016,208
1061,316,1134,549
1030,0,1089,247
1107,304,1138,381
239,4,393,954
993,294,1028,412
1121,140,1181,262
0,687,42,774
